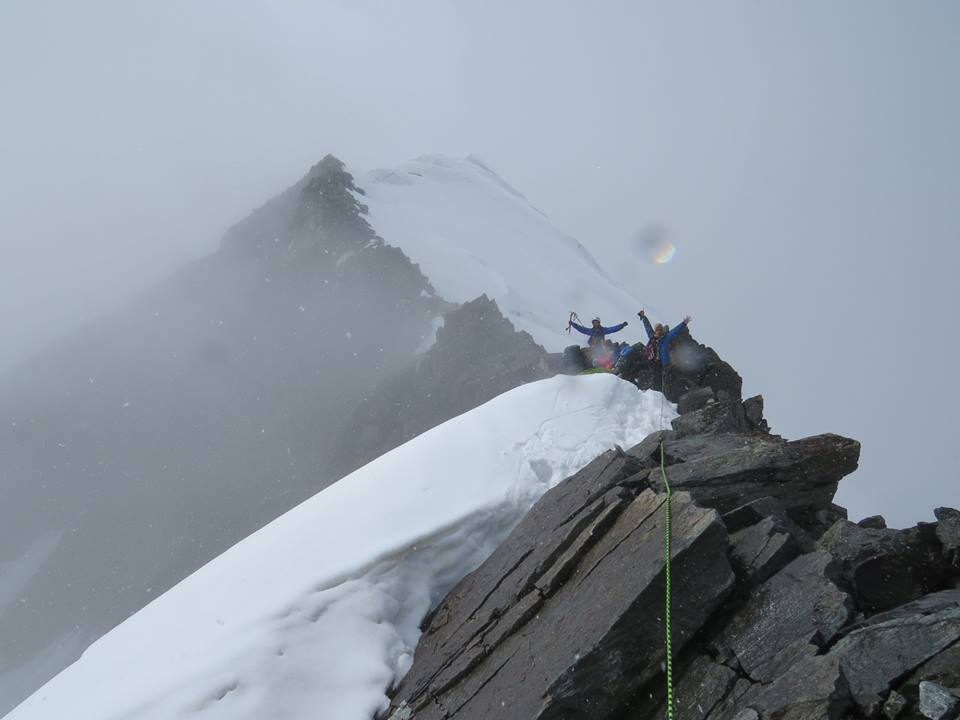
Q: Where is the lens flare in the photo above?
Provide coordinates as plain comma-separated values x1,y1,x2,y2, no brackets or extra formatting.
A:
632,223,678,265
654,242,676,264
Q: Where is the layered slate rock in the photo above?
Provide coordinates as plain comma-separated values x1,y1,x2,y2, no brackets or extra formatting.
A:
817,519,946,612
676,387,717,415
725,653,850,720
631,425,861,528
935,507,960,572
826,589,960,714
635,553,853,720
727,512,812,584
637,619,852,720
858,515,888,530
713,552,852,684
386,451,734,720
669,396,769,438
902,642,960,705
666,656,738,720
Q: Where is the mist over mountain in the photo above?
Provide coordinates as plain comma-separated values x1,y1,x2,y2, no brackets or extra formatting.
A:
0,154,633,713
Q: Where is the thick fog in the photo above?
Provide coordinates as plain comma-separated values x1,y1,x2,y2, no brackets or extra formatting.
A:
1,0,958,713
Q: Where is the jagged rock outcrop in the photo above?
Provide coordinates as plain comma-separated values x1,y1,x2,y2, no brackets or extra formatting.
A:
936,507,960,571
333,295,551,475
386,386,960,720
222,154,383,260
387,451,734,720
829,590,960,713
817,519,945,612
625,398,860,533
727,512,812,584
613,325,743,404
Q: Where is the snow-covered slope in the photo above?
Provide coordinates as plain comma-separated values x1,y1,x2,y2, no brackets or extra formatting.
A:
364,155,639,351
8,375,671,720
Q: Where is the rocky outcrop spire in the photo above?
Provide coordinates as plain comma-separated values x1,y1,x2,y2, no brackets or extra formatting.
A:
221,154,382,261
291,155,380,255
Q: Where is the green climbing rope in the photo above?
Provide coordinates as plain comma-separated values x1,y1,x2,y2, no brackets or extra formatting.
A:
660,436,674,720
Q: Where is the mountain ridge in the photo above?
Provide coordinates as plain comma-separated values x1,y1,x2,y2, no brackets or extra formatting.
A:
0,152,640,714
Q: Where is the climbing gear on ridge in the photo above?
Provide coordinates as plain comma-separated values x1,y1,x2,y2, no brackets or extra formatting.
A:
660,437,675,720
578,367,614,375
659,366,675,720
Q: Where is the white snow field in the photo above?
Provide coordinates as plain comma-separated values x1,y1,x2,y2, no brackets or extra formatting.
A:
364,155,640,352
8,375,672,720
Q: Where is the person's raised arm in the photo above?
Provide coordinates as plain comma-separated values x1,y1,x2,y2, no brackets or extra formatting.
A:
637,310,655,340
603,321,628,335
569,321,592,336
663,316,692,343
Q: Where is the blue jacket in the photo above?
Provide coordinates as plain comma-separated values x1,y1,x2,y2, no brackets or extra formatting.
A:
640,315,656,341
640,316,688,367
570,321,627,346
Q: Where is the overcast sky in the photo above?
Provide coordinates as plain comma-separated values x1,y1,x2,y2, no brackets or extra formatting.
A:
1,0,957,526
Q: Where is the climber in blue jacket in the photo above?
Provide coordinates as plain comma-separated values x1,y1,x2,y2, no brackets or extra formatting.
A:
638,310,692,367
568,316,629,347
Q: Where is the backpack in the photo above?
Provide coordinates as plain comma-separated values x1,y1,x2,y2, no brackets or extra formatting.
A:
643,338,659,362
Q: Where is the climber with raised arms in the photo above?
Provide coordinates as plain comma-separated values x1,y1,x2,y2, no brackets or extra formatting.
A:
567,314,629,347
637,310,692,367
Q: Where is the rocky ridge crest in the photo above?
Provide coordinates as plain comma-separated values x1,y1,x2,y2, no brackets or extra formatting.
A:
385,364,959,720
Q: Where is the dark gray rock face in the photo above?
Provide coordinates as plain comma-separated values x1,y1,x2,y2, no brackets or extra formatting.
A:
936,507,960,572
667,656,738,720
612,327,742,404
333,295,550,475
666,328,743,403
625,397,849,538
677,387,716,415
858,515,888,529
714,551,852,683
723,653,850,720
728,513,812,584
721,496,782,533
561,344,589,373
641,639,851,720
386,452,734,720
829,590,960,713
903,642,960,702
638,430,861,527
642,543,959,720
670,397,768,438
817,520,946,612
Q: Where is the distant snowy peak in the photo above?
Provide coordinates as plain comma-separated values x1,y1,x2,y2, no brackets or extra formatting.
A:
361,155,639,352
